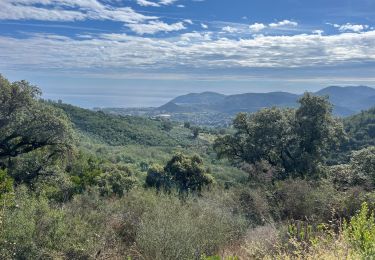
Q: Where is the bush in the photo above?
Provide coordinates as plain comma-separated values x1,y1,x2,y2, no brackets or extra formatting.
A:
0,169,13,204
274,179,338,222
145,153,214,195
96,165,137,197
344,202,375,258
134,192,246,260
351,146,375,188
233,188,271,225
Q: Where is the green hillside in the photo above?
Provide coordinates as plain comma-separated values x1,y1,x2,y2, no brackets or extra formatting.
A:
53,102,191,147
2,75,375,259
345,106,375,150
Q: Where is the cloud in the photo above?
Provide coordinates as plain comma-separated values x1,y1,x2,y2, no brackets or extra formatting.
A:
312,30,324,35
249,22,266,33
337,23,369,32
136,0,178,7
159,0,178,5
222,26,238,33
201,23,208,29
126,21,186,34
269,19,298,28
184,19,193,25
1,30,374,74
136,0,160,7
0,0,156,23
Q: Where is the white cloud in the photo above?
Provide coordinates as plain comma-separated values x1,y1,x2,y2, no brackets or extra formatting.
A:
222,26,238,33
249,23,266,33
269,19,298,28
159,0,178,5
184,19,193,25
136,0,160,7
126,21,185,34
312,30,324,35
201,23,208,29
0,0,156,23
337,23,369,32
1,30,375,73
136,0,178,7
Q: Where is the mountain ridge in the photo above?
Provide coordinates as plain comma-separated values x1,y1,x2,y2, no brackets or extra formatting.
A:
156,86,375,117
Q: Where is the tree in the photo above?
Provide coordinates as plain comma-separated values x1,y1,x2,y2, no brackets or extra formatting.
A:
145,164,170,191
145,153,213,194
214,108,294,178
161,121,173,132
350,146,375,188
292,93,345,175
214,93,345,179
184,122,191,129
192,127,200,139
96,165,136,197
0,75,75,182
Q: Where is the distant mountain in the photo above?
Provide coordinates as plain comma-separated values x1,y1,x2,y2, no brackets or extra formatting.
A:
315,86,375,115
158,101,202,113
170,91,226,106
157,86,375,117
211,92,298,114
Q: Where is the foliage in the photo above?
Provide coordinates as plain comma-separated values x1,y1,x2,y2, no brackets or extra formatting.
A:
161,120,173,132
134,191,246,260
53,102,187,147
2,74,375,259
96,165,137,197
351,146,375,187
328,146,375,190
0,169,14,205
67,152,137,196
0,188,246,259
192,126,200,138
145,164,170,191
0,75,75,183
345,107,375,151
214,93,345,179
344,202,375,258
274,179,339,222
146,153,214,195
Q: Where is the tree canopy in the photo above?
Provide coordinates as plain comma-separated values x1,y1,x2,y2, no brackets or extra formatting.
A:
146,153,213,194
0,75,74,182
214,93,345,179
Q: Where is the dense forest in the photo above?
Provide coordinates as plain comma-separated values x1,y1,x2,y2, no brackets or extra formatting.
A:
1,74,375,259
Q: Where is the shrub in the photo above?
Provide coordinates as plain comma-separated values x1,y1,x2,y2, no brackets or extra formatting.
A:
0,169,14,205
274,179,338,222
145,153,214,195
96,165,137,197
344,202,375,258
134,193,246,260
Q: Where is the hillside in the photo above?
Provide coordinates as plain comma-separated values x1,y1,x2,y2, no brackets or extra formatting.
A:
158,86,375,116
3,74,375,259
344,106,375,150
170,91,226,105
211,92,298,114
316,86,375,115
53,102,191,147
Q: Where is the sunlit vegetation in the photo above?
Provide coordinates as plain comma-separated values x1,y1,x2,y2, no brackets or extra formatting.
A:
1,74,375,259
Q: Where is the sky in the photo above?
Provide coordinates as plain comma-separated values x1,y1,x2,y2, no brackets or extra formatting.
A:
1,0,375,108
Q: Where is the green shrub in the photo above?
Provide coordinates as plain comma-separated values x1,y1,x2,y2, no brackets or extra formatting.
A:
96,165,137,197
134,192,246,260
344,202,375,258
0,169,14,205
